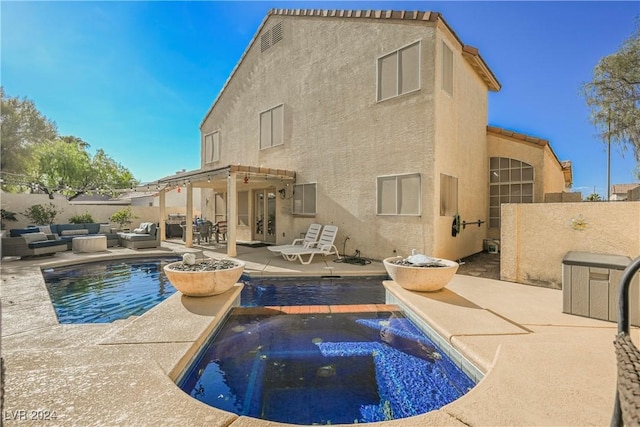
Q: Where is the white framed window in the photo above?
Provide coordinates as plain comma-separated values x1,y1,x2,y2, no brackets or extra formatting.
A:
377,173,421,215
260,104,284,149
293,183,316,215
442,41,454,96
489,157,534,228
204,131,220,164
440,174,458,216
377,41,421,102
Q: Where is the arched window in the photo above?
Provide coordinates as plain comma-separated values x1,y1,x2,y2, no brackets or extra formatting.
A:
489,157,534,228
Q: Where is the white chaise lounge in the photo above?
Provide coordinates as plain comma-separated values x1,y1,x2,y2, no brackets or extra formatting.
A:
267,223,322,255
279,225,341,264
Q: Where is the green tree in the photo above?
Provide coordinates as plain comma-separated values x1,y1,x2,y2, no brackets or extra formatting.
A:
28,138,137,200
0,88,58,184
585,193,603,201
582,24,640,172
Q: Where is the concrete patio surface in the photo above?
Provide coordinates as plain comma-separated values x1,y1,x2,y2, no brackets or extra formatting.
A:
1,242,636,426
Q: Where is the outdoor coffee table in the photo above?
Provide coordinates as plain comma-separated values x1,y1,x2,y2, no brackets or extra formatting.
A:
72,235,107,253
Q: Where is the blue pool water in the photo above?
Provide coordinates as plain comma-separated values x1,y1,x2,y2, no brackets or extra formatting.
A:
240,276,386,306
43,257,180,323
179,307,475,424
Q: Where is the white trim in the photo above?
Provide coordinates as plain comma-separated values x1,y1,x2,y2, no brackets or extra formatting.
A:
259,103,284,150
376,173,422,216
441,40,454,97
203,130,221,164
293,182,317,215
376,40,421,102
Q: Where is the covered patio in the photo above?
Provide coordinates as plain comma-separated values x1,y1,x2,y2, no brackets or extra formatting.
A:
153,164,296,256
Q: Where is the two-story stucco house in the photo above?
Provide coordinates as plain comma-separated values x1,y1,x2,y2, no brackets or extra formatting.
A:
155,9,572,260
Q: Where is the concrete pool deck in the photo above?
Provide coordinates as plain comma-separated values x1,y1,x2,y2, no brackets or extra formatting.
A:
1,243,636,426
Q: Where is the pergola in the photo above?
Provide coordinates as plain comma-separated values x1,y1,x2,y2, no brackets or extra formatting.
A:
153,164,296,256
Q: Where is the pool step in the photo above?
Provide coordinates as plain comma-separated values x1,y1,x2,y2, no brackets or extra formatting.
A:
243,304,400,314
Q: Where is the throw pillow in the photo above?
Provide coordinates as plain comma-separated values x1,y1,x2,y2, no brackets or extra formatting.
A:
37,225,52,235
60,229,90,236
99,225,112,234
22,232,47,244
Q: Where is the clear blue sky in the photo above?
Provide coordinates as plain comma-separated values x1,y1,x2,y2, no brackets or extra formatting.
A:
2,1,638,198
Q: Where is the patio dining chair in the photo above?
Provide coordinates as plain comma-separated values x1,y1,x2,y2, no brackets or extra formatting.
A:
198,221,213,243
611,256,640,427
214,221,228,243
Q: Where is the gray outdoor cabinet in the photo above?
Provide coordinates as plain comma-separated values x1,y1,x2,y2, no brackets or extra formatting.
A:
562,251,639,326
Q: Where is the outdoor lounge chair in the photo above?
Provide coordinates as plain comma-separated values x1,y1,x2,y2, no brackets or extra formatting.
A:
267,223,322,255
279,225,341,264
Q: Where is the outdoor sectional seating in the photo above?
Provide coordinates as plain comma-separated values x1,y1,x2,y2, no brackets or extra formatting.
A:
1,228,68,258
118,222,161,249
48,223,119,249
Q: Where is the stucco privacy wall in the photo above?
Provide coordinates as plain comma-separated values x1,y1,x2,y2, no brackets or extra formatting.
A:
501,201,640,288
200,12,497,260
0,193,193,230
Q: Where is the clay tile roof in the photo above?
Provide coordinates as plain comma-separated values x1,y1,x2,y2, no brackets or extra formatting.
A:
487,125,572,186
487,126,549,147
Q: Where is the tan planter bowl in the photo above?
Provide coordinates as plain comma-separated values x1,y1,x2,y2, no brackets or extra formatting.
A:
383,256,459,292
163,260,245,297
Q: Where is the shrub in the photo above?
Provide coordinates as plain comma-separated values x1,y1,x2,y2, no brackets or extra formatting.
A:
69,212,95,224
23,203,61,225
109,207,138,230
1,209,18,229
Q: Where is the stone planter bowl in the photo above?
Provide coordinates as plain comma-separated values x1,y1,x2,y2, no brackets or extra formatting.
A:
383,256,459,292
163,260,245,297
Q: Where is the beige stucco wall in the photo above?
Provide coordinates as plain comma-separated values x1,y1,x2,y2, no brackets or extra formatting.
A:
200,15,493,260
0,193,196,230
432,28,490,260
501,201,640,288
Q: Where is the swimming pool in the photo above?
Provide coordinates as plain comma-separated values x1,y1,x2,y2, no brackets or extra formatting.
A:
179,306,475,424
42,257,180,323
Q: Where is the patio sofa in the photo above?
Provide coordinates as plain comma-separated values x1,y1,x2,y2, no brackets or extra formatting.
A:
48,223,119,249
118,222,161,249
1,228,68,258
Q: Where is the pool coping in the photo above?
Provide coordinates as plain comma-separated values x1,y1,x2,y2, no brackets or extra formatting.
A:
1,245,632,425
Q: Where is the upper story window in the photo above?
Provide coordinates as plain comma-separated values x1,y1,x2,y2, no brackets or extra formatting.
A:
293,183,316,215
377,173,421,215
440,173,458,216
377,41,420,102
260,104,284,149
203,131,220,164
489,157,534,228
442,41,454,96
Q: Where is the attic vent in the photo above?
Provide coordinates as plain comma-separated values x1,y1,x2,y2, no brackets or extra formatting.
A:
271,22,283,45
261,31,271,52
261,22,283,53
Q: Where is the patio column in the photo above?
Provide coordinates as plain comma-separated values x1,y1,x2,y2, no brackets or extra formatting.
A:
185,183,193,247
159,188,166,242
227,171,237,257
